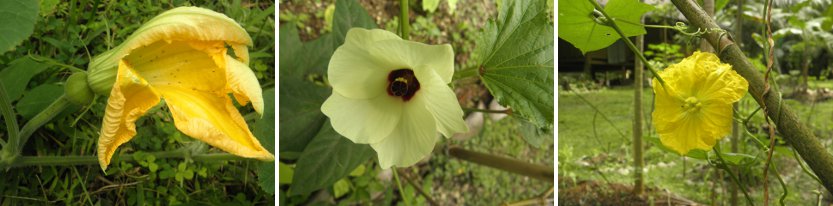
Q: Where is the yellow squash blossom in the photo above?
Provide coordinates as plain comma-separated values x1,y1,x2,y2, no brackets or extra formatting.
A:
87,7,274,170
652,51,748,155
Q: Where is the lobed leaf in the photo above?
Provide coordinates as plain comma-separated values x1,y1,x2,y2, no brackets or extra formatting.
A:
475,0,554,128
0,0,38,54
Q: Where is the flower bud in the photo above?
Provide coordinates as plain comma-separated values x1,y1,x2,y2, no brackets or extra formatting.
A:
65,72,95,105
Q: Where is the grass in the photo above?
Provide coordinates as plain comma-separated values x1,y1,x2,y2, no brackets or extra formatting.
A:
558,83,831,205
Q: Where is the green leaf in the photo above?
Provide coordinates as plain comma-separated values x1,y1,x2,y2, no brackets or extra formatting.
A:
0,0,38,54
557,0,653,53
278,77,329,153
0,57,49,101
254,88,276,153
517,117,553,148
714,0,730,13
278,162,294,184
447,0,459,14
15,84,62,120
278,0,376,153
332,178,351,198
323,4,336,32
331,0,377,49
278,24,304,77
255,88,276,194
349,164,366,177
39,0,60,17
646,135,708,160
686,149,708,160
289,121,374,196
257,163,275,194
423,0,440,13
277,25,330,153
474,0,554,127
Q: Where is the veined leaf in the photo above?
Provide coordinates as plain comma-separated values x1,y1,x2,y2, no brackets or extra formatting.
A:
15,84,62,120
558,0,654,53
255,88,276,194
278,0,377,153
0,0,38,54
331,0,377,49
474,0,554,127
0,57,49,102
276,22,329,155
289,122,374,195
278,76,328,153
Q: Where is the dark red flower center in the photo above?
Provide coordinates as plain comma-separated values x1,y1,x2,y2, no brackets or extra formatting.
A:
387,69,420,101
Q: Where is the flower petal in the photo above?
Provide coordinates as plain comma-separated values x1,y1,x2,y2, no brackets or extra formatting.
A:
343,28,402,48
98,61,161,171
367,39,455,84
321,92,402,144
371,99,438,169
327,42,393,99
226,55,264,115
414,69,468,138
651,84,685,127
123,41,227,93
701,103,734,142
657,115,713,154
87,7,252,95
158,86,274,160
232,44,250,64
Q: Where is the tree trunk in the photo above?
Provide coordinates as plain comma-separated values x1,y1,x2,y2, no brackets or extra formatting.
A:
584,54,594,80
671,0,833,195
633,34,645,195
801,41,810,92
699,0,715,52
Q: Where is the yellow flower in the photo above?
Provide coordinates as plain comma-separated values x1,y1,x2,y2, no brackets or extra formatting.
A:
88,7,274,170
652,51,748,155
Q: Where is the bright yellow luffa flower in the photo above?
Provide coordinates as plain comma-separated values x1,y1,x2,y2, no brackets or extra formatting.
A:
88,7,274,170
652,51,748,155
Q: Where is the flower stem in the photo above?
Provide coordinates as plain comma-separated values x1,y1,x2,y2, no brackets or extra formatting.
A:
399,0,410,40
0,81,19,149
399,170,439,206
392,168,411,206
448,146,553,182
7,151,247,168
712,146,754,206
642,24,677,29
587,0,666,87
463,107,511,114
18,95,71,149
27,54,85,73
